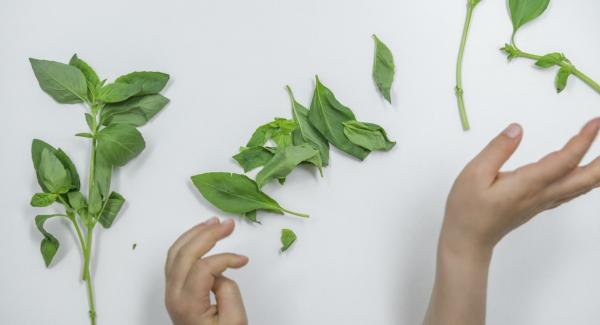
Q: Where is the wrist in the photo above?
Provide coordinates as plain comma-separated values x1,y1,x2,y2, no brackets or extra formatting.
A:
438,227,494,267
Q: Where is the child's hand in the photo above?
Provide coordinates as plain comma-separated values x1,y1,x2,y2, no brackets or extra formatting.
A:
442,119,600,253
165,218,249,325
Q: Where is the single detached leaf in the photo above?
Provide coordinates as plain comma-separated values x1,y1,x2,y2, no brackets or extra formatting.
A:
54,149,80,191
555,66,571,93
35,214,63,267
75,133,93,138
233,146,275,173
97,82,141,103
509,0,550,33
101,94,169,126
29,58,88,103
99,192,125,228
287,86,330,166
343,120,396,151
115,71,169,96
535,52,566,68
280,228,296,252
372,35,395,103
191,172,285,215
256,144,319,189
38,148,70,194
96,124,145,166
30,193,58,207
308,76,370,160
69,54,101,97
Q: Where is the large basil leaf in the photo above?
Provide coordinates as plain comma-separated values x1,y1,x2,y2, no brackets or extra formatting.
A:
96,124,145,166
280,228,297,252
509,0,550,33
38,149,71,194
35,214,63,267
69,54,101,97
98,192,125,228
308,77,370,160
29,58,88,103
97,82,141,103
233,146,275,173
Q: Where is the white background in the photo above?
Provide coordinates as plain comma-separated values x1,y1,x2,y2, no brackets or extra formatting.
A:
1,0,600,324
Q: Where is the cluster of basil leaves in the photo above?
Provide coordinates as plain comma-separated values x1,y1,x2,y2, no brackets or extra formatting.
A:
192,72,396,251
29,54,169,323
457,0,600,130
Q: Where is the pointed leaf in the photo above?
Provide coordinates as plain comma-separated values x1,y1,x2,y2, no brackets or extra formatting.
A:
35,214,63,267
29,58,88,103
372,35,395,103
99,192,125,228
280,228,297,252
96,124,145,166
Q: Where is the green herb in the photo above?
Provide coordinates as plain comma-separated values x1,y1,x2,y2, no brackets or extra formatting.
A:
501,0,600,95
244,210,261,224
280,228,297,252
454,0,482,131
246,118,297,148
132,243,137,250
308,76,370,160
28,54,169,325
190,172,309,218
343,121,396,151
255,144,320,189
233,146,275,172
372,35,395,103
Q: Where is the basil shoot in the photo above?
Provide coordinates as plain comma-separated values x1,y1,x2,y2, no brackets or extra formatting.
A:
501,0,600,94
280,228,297,252
372,34,395,103
455,0,482,131
28,54,169,325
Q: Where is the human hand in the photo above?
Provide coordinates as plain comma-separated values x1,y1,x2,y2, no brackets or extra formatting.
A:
442,118,600,254
165,217,249,325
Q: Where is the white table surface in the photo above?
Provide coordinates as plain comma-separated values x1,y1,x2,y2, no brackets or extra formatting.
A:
2,0,600,324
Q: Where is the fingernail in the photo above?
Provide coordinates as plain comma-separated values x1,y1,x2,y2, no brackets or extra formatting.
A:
503,123,521,139
204,217,219,225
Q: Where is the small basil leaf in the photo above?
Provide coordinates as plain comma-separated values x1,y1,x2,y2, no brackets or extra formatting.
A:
30,193,58,207
29,58,88,104
308,76,370,160
66,191,87,212
99,192,125,228
343,120,396,151
280,228,297,253
115,71,169,96
233,146,275,173
535,53,565,68
97,82,142,103
96,124,145,166
555,66,571,93
54,148,80,191
69,54,101,98
88,184,103,215
85,113,95,130
35,214,63,267
372,34,395,103
509,0,550,33
256,144,320,189
38,148,71,194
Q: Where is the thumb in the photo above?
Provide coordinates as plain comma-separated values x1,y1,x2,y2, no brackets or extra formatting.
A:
469,123,523,182
213,276,247,325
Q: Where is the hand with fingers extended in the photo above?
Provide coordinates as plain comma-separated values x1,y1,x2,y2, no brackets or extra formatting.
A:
424,118,600,325
165,217,249,325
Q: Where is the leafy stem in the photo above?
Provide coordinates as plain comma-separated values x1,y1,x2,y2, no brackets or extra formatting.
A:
455,0,480,131
280,208,309,218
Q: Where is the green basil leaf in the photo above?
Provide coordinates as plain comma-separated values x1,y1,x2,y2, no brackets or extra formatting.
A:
66,191,87,212
244,210,261,224
191,172,291,215
115,71,169,96
555,66,571,93
343,120,396,151
29,58,88,104
94,155,112,199
31,139,57,193
97,82,142,103
256,144,319,189
233,146,275,173
38,148,71,194
280,228,297,252
75,133,94,138
509,0,550,33
535,53,565,68
308,76,370,160
372,35,395,103
88,184,103,215
99,192,125,228
35,214,63,267
54,148,80,191
287,86,330,166
30,193,58,207
69,54,101,97
96,124,145,166
101,94,169,126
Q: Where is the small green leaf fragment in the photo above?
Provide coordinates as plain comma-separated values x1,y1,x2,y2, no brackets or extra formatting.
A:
30,193,58,207
96,124,145,166
244,210,261,224
372,34,395,103
35,214,63,267
115,71,169,96
280,228,296,253
29,58,88,103
555,66,571,93
38,148,70,194
98,192,125,228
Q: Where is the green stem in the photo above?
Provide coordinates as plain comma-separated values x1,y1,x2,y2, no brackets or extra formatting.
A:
455,2,478,131
281,208,310,218
84,227,96,325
